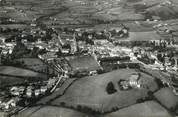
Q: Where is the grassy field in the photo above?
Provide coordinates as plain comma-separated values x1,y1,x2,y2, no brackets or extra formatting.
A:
15,58,48,73
37,78,77,105
50,69,158,113
0,75,26,88
0,66,47,80
154,87,178,110
16,101,172,117
0,24,28,29
65,55,101,73
17,106,92,117
102,101,172,117
125,31,161,41
15,58,45,66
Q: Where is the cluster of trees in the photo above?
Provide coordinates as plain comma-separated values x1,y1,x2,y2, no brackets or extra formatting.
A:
1,54,25,67
60,101,105,114
0,18,15,24
110,27,129,38
0,27,22,33
130,41,168,49
58,27,75,34
157,50,176,65
5,27,58,43
10,40,47,59
101,62,141,72
138,55,155,65
11,40,30,59
75,31,110,46
106,81,117,94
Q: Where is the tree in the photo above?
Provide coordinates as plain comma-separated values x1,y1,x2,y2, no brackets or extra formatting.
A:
30,47,40,58
106,82,117,94
11,40,30,59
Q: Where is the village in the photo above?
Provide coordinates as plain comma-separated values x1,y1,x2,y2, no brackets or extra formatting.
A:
0,0,178,116
0,20,178,116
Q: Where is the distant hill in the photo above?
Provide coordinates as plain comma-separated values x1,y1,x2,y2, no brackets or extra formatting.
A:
145,3,178,20
4,0,178,25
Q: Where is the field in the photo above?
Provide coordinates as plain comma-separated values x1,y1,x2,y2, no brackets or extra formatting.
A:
65,55,101,73
49,69,158,112
15,58,48,73
125,31,161,41
0,66,47,80
140,68,171,84
0,75,26,88
37,78,77,105
16,106,92,117
0,6,37,22
15,58,45,66
154,88,178,110
0,24,28,29
102,101,171,117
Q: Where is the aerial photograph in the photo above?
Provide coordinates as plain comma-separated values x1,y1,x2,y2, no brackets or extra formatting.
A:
0,0,178,117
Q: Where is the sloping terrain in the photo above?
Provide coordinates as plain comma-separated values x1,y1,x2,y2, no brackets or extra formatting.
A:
10,65,178,117
4,0,178,25
0,75,26,88
49,69,158,113
15,69,178,117
0,66,48,83
16,101,172,117
0,66,47,78
16,106,92,117
145,3,178,20
154,87,178,110
102,101,172,117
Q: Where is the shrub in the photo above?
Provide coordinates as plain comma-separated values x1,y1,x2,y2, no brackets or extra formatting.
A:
77,105,82,111
128,63,140,69
118,64,127,69
60,102,65,106
136,98,144,103
147,91,154,99
111,107,119,112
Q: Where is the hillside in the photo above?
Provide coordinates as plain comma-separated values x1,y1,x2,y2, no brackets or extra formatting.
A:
102,101,171,117
16,69,178,117
49,69,158,113
3,0,178,26
16,106,92,117
0,66,48,85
